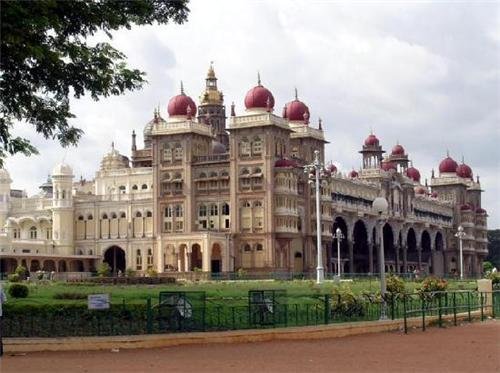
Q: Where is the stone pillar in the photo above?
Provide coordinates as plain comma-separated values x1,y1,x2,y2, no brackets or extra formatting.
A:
176,253,182,272
395,246,400,273
184,249,190,272
348,241,354,274
402,246,408,273
477,279,493,316
202,243,210,272
417,249,422,271
368,242,374,274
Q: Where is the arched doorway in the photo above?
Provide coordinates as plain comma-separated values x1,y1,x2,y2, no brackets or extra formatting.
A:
43,260,56,272
104,246,126,275
30,260,41,272
353,220,369,273
421,230,432,274
0,258,18,274
58,260,67,272
407,228,418,271
332,217,349,273
211,243,222,273
191,244,202,271
69,260,84,272
383,224,395,273
294,252,303,273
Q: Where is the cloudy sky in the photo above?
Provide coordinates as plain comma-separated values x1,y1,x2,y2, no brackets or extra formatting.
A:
5,0,500,227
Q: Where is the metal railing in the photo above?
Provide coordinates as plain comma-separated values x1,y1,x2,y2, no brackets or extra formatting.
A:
3,290,498,338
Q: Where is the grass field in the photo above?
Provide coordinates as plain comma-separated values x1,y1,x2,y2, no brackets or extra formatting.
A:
3,278,478,307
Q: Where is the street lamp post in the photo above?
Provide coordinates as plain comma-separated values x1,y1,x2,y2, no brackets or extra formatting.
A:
455,225,466,280
304,150,326,284
333,227,344,281
373,197,389,320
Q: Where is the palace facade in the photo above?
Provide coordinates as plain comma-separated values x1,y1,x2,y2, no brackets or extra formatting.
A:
0,65,489,277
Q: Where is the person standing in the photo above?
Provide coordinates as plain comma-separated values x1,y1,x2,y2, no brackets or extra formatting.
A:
0,283,6,357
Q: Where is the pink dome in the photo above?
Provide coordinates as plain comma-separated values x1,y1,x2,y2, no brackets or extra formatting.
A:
391,144,405,155
167,93,197,117
439,156,458,173
381,161,397,172
406,167,421,182
326,164,337,173
275,158,297,168
284,99,309,123
349,170,359,178
431,191,438,198
415,186,427,195
364,134,379,146
244,84,275,110
476,207,487,214
456,163,473,179
460,204,472,211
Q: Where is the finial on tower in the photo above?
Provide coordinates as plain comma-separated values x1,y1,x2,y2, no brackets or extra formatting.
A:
461,154,465,163
477,175,480,183
257,71,261,86
294,87,298,100
231,101,236,117
431,168,435,178
180,81,184,94
446,149,450,157
318,117,322,130
282,105,287,118
111,141,114,150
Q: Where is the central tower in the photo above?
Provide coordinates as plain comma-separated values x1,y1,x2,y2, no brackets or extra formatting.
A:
197,63,228,146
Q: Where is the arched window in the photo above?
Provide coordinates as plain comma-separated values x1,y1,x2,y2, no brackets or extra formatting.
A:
253,167,262,175
136,249,142,270
199,172,207,179
241,168,250,176
222,203,230,215
141,184,148,190
243,244,251,252
78,215,84,221
87,214,93,220
210,171,218,178
240,137,250,156
102,213,108,219
242,201,251,208
175,204,183,217
254,201,263,207
221,170,229,177
164,206,172,218
62,190,66,199
120,212,126,218
255,243,263,251
30,226,37,239
111,212,117,219
135,211,142,218
210,204,218,216
199,204,207,217
146,211,152,218
132,184,138,191
174,143,183,160
119,185,126,193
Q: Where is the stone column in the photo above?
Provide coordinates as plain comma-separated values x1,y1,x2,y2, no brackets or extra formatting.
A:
395,246,400,273
348,241,354,274
417,249,422,271
368,242,374,274
184,249,190,272
176,253,182,272
202,243,210,272
402,246,408,274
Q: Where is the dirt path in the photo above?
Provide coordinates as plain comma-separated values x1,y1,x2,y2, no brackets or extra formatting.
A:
1,321,499,373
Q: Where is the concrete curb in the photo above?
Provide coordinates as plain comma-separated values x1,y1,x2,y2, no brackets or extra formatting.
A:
4,312,484,353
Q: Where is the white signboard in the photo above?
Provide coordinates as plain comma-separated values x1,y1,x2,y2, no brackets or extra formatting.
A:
88,294,110,310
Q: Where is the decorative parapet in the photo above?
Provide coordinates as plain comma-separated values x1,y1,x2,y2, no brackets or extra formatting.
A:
289,122,325,141
152,118,213,137
229,113,291,131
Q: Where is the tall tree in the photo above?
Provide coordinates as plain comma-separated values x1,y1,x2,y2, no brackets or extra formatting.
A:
0,0,189,165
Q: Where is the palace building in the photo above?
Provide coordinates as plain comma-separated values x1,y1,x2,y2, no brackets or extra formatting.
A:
0,64,489,277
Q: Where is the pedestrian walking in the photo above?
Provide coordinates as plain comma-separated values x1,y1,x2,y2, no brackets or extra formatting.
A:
0,283,6,357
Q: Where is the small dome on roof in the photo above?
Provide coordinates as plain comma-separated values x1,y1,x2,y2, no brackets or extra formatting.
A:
100,143,129,171
364,133,379,146
406,167,421,183
391,144,405,155
52,163,73,176
326,164,337,174
284,89,309,124
244,75,275,111
476,207,487,214
456,162,473,179
211,140,227,154
460,204,472,211
381,161,397,172
439,155,458,174
349,169,359,178
415,186,427,195
167,83,197,117
431,191,438,198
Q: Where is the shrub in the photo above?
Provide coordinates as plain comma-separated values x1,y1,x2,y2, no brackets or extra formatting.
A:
8,283,29,298
53,292,88,300
486,271,500,287
125,268,136,277
420,276,448,293
331,285,366,319
96,262,111,277
7,273,20,282
386,274,405,294
236,268,246,279
14,265,27,280
483,261,494,274
146,268,158,278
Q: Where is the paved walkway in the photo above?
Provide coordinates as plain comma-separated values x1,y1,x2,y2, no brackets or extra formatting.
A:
1,321,499,372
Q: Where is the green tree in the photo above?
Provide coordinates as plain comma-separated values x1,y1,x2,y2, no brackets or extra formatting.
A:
0,0,189,165
487,229,500,269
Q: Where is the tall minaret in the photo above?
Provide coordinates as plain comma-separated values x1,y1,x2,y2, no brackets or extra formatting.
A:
51,163,74,255
0,168,12,231
197,62,228,147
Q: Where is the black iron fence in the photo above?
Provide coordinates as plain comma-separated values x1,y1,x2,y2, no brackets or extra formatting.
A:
3,290,498,338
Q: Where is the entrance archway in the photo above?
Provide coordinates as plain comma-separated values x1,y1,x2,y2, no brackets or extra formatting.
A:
104,246,126,275
43,260,56,272
294,252,303,273
191,244,202,271
407,228,418,270
353,220,369,273
421,230,432,273
0,258,17,273
211,243,222,273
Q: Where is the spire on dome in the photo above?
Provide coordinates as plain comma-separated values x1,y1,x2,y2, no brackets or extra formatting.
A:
180,80,184,94
257,71,261,86
207,61,215,79
231,102,236,117
294,87,298,100
318,117,322,130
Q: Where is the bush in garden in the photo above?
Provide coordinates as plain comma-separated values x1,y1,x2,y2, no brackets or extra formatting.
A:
486,271,500,288
7,273,20,282
53,292,87,300
418,276,448,301
96,262,111,277
385,274,406,302
125,268,136,277
483,261,493,274
146,268,158,277
14,265,27,280
8,283,29,298
331,285,366,319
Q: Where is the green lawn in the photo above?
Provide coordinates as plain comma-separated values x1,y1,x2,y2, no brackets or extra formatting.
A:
4,278,478,307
